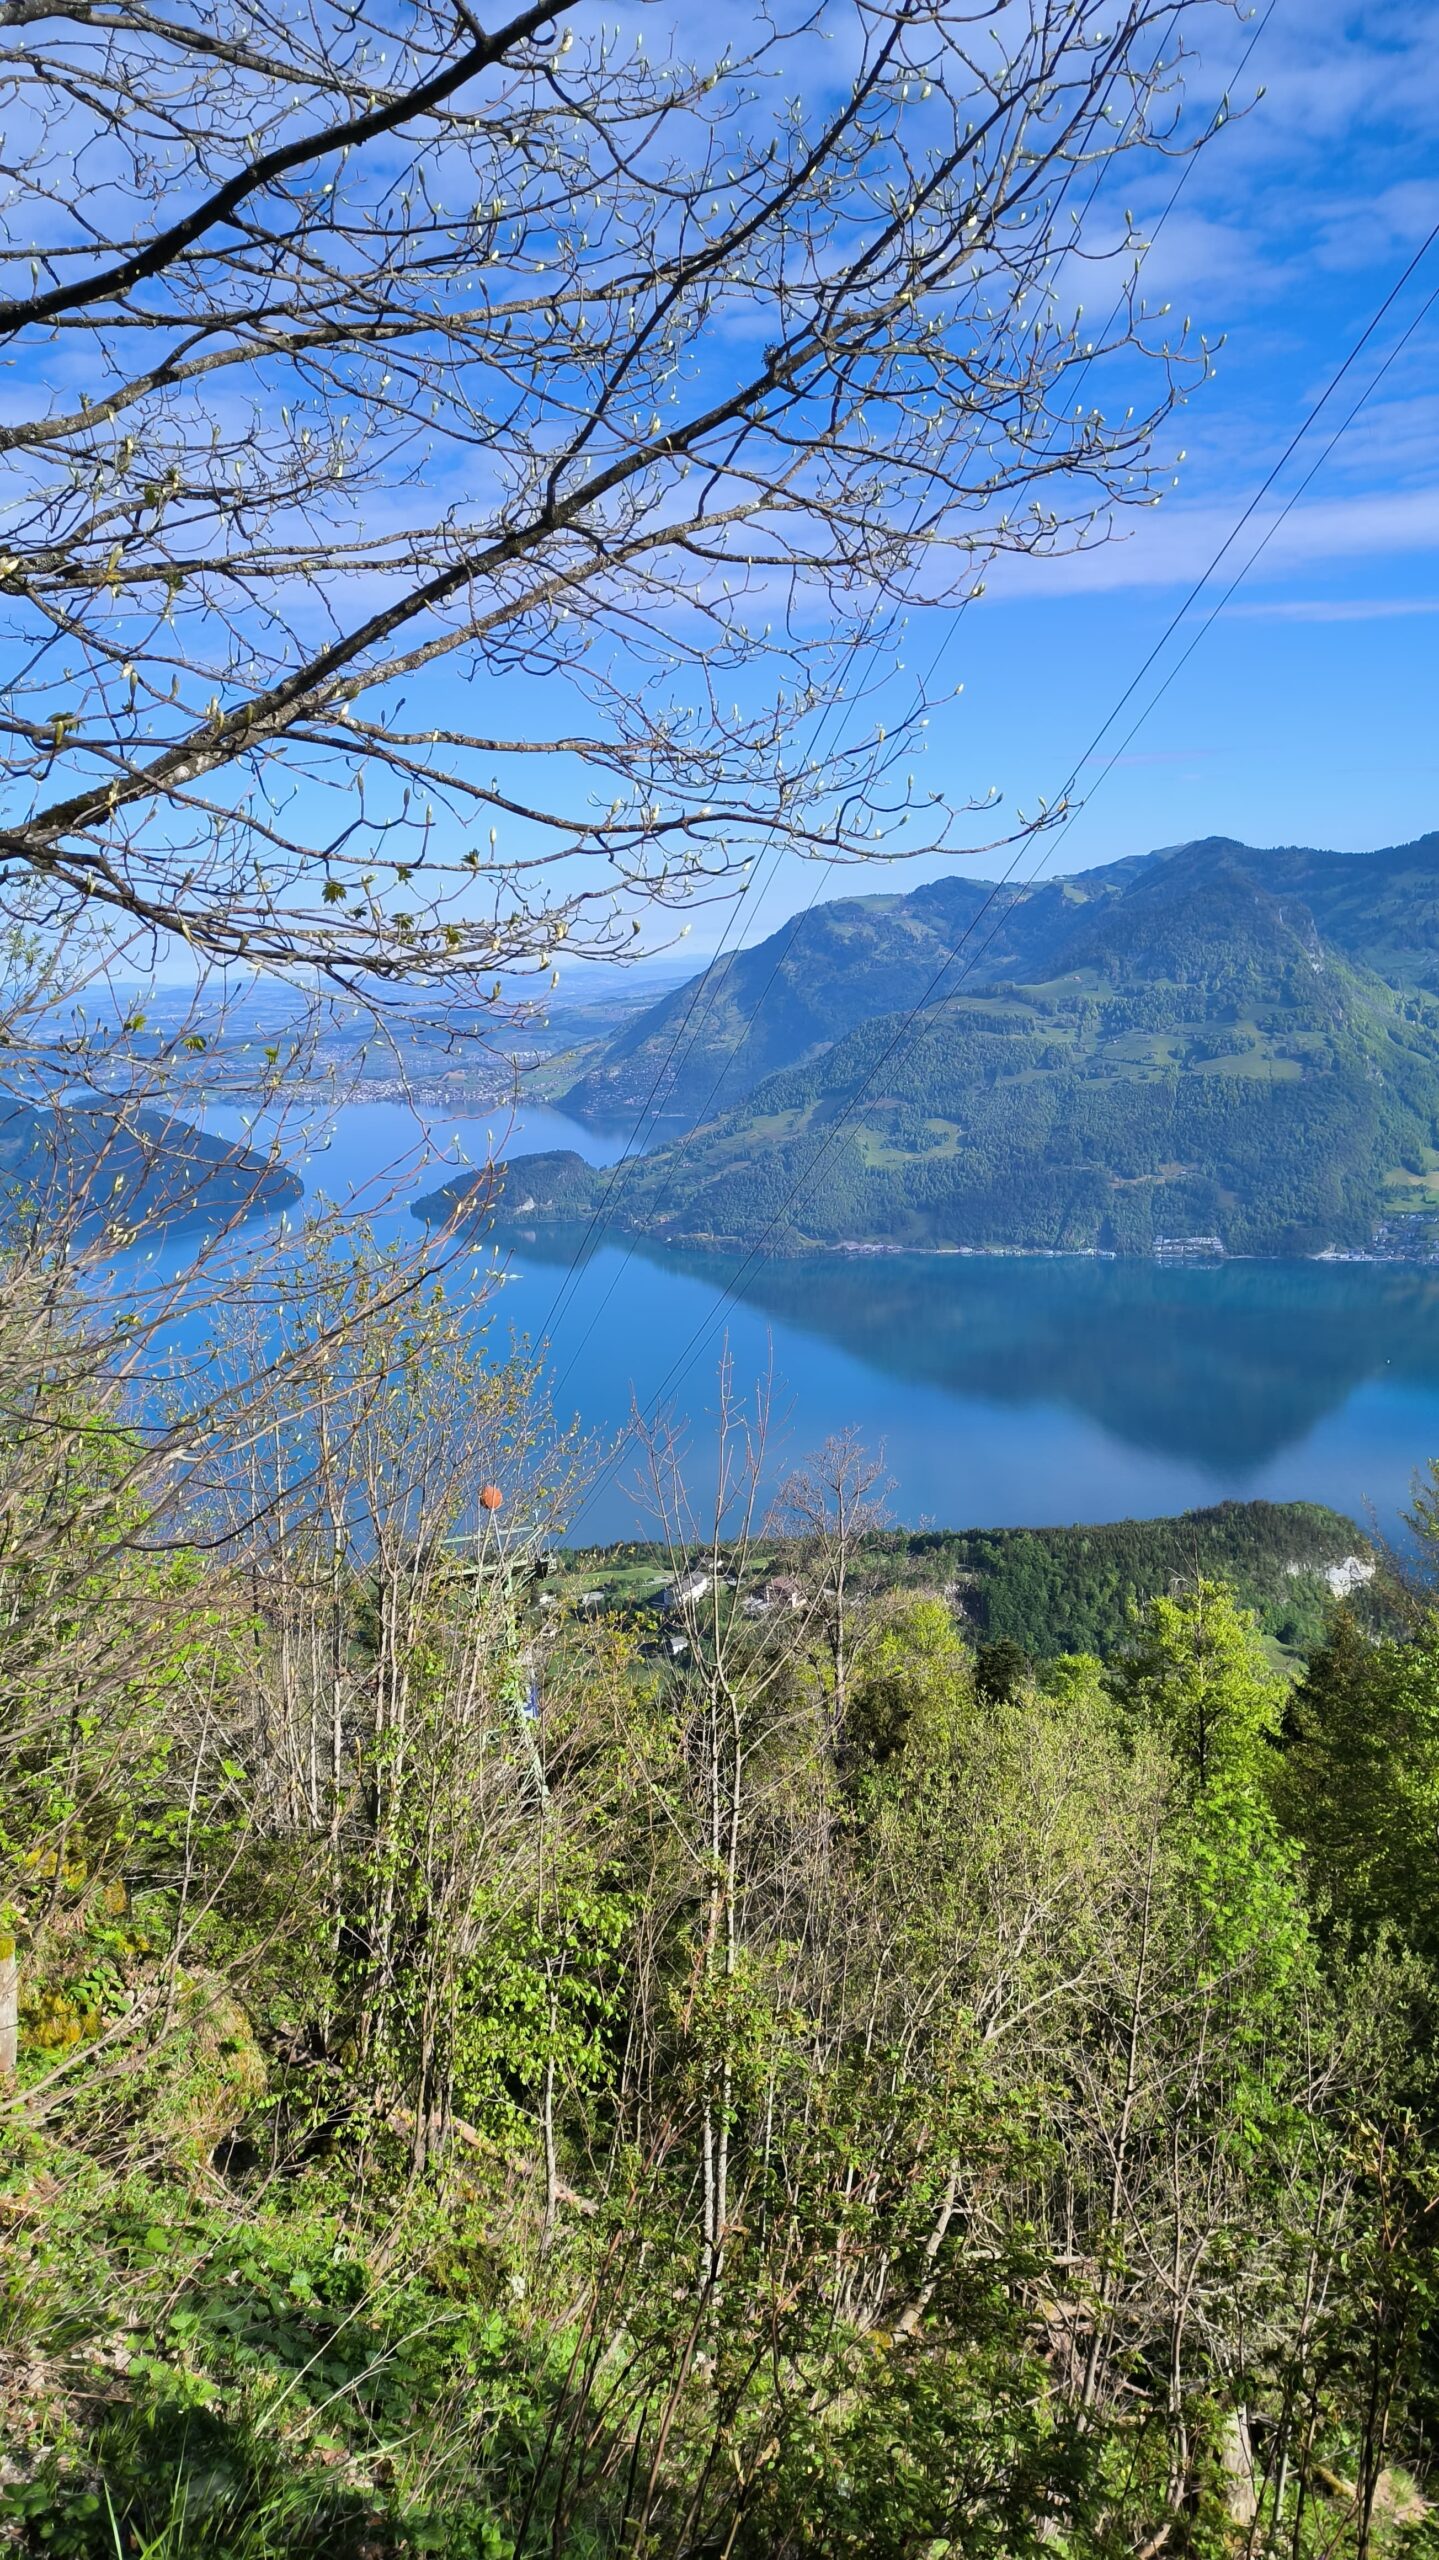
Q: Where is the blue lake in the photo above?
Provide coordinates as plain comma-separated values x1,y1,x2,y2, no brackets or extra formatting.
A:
138,1096,1439,1544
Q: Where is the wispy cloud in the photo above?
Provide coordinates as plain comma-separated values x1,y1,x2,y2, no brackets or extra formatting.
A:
989,484,1439,601
1224,595,1439,623
1314,178,1439,275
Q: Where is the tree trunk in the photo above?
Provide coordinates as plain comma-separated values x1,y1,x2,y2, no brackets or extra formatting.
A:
0,1939,18,2078
1220,2409,1259,2529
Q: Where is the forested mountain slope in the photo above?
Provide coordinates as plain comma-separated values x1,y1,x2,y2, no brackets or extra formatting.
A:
422,836,1439,1258
555,871,1017,1123
555,828,1439,1126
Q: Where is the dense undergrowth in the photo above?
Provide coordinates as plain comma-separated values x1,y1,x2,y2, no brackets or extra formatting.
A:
6,1272,1439,2559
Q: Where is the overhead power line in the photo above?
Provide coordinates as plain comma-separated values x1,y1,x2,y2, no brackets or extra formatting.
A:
570,191,1439,1532
543,0,1258,1398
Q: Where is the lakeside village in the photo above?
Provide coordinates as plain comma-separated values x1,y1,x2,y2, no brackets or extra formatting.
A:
502,1521,1380,1681
821,1222,1439,1263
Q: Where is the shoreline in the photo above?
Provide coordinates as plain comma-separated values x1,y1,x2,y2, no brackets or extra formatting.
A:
488,1216,1439,1271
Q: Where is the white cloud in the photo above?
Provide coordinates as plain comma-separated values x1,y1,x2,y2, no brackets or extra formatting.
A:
1122,4,1439,322
1314,179,1439,275
989,483,1439,600
1224,595,1439,623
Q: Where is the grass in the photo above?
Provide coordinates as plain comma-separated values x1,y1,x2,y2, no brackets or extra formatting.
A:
1198,1052,1304,1081
855,1120,966,1168
1382,1154,1439,1211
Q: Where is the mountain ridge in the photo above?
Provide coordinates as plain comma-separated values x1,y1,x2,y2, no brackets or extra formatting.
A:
418,829,1439,1261
554,829,1439,1126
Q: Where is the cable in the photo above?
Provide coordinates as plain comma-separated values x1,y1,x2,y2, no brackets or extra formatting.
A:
570,193,1439,1529
666,189,1439,1298
1057,275,1439,839
858,264,1439,1046
529,507,940,1352
529,4,1206,1356
551,0,1273,1423
526,838,785,1347
546,0,1234,1392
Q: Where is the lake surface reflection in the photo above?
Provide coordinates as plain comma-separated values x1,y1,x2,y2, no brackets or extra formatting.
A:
513,1230,1439,1542
140,1097,1439,1542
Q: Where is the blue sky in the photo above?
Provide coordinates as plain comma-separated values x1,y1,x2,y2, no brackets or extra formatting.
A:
696,0,1439,956
48,0,1436,993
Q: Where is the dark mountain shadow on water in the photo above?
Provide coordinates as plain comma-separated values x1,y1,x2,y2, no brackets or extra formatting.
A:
515,1228,1439,1473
